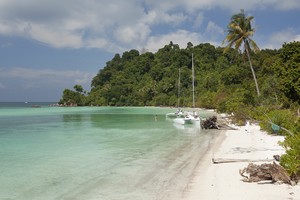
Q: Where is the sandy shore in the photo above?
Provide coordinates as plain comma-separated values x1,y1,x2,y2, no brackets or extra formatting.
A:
184,123,299,200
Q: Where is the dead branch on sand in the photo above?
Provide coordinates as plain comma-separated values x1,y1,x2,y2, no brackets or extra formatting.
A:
239,162,292,185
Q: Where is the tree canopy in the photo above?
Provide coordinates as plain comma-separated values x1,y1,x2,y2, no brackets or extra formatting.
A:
223,9,260,96
59,40,300,181
59,41,300,111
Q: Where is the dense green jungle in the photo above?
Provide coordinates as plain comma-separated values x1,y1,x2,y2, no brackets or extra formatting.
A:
60,8,300,184
60,40,300,182
60,41,300,111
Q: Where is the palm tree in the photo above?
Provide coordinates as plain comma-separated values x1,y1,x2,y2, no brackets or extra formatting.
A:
223,9,260,96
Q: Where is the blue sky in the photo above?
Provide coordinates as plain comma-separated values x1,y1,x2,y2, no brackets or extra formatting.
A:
0,0,299,102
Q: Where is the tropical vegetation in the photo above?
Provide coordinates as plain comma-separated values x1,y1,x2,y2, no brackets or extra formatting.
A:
59,41,300,110
223,9,260,96
59,10,300,182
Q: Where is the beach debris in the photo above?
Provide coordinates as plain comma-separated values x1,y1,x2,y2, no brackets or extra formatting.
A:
212,158,275,164
273,154,281,162
239,162,291,184
201,115,237,130
201,116,218,129
217,124,238,130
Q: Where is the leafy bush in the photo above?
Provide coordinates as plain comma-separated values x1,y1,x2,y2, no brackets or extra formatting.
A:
258,109,296,135
199,91,217,109
254,109,300,182
280,119,300,182
230,106,254,126
214,88,254,125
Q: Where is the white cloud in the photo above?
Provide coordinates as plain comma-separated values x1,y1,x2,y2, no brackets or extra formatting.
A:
86,38,109,49
193,13,204,29
0,0,144,50
263,29,300,49
142,10,187,26
0,67,94,88
115,23,150,45
28,23,84,48
0,67,96,101
145,0,300,12
295,34,300,41
108,9,189,50
0,0,299,52
146,30,202,52
206,21,224,35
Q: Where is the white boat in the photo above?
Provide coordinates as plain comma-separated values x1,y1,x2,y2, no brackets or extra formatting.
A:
173,120,201,135
190,113,201,124
186,111,201,123
166,68,185,118
173,114,193,125
188,54,201,125
188,54,200,124
166,109,185,118
173,54,200,125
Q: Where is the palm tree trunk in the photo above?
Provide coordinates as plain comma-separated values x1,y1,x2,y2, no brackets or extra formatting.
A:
245,45,260,96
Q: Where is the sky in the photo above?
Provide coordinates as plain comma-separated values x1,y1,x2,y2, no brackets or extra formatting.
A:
0,0,300,102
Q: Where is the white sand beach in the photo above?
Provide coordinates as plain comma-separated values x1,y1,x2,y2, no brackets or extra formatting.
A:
184,123,300,200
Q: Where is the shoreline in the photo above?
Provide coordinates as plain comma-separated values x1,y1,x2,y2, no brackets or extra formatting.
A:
183,123,299,200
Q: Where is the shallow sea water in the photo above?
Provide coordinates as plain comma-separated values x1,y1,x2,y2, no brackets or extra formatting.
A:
0,104,217,200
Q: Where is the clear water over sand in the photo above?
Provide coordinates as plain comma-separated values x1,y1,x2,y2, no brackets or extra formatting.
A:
0,104,216,200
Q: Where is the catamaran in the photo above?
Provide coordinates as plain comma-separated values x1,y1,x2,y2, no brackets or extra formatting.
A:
188,53,201,124
173,53,200,125
166,68,185,118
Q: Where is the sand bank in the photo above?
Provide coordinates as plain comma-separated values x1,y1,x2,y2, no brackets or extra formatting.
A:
184,123,299,200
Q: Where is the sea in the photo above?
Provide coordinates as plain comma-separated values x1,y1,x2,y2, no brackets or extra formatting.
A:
0,102,218,200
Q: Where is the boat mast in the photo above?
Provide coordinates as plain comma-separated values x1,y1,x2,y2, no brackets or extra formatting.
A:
178,68,181,108
192,53,195,108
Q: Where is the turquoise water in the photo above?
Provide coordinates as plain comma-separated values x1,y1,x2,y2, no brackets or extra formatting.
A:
0,104,217,200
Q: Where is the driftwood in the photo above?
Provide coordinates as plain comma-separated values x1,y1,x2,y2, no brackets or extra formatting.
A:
201,116,218,129
212,158,275,164
201,115,238,130
239,162,291,184
217,124,238,130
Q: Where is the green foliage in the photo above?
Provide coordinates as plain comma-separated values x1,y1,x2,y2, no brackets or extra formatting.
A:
59,40,300,180
59,85,86,106
224,88,250,112
230,106,254,126
277,42,300,104
249,107,300,181
213,87,254,125
60,41,300,110
223,9,260,96
258,109,296,135
198,91,217,109
280,119,300,181
74,84,83,93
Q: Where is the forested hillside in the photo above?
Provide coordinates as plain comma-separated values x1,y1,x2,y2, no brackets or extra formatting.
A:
59,41,300,112
59,41,300,181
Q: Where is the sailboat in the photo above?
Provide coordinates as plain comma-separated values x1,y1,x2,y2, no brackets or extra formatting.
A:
188,53,201,124
166,68,185,118
173,53,200,125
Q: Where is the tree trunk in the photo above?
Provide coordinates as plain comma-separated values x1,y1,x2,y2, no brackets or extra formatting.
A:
245,43,260,96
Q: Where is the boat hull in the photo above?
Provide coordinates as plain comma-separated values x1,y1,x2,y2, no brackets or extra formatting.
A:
173,116,193,125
